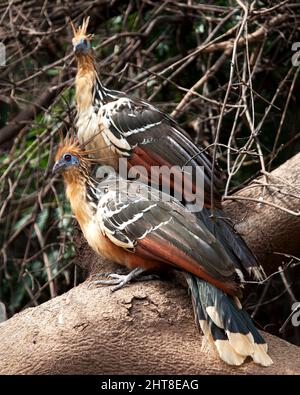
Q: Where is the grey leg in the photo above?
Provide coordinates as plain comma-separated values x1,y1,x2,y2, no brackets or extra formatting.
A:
92,267,146,292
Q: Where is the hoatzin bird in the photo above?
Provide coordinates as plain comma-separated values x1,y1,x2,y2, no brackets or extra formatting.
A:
53,137,273,366
70,17,265,281
70,17,225,207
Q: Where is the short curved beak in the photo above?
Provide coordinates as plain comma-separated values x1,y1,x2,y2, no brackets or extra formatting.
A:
52,160,65,174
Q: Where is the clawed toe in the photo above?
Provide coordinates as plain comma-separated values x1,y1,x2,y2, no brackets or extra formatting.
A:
92,273,130,290
93,272,122,279
91,267,146,291
93,278,119,286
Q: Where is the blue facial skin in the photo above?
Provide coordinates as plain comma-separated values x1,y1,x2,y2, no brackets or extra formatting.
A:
52,153,79,174
74,39,91,55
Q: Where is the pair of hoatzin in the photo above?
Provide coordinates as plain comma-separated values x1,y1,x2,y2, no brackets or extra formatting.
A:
53,18,272,366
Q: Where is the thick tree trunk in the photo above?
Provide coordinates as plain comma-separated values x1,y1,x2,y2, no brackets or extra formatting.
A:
0,281,299,375
223,152,300,273
0,153,299,375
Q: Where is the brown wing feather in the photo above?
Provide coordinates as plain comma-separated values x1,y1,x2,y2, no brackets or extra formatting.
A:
98,177,240,296
129,146,202,207
135,236,239,296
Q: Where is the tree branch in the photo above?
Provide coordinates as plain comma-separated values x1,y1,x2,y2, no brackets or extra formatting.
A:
224,152,300,273
0,72,67,146
0,280,299,375
203,14,289,53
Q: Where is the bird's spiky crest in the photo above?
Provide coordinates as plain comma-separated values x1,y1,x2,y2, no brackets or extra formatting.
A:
70,16,93,41
55,133,100,164
55,134,84,162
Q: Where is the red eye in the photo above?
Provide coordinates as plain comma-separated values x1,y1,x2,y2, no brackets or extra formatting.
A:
64,154,72,162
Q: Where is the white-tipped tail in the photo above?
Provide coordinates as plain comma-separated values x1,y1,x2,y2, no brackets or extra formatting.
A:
215,339,246,366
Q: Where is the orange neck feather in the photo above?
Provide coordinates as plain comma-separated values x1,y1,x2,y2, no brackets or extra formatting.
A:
75,53,97,112
63,170,93,228
76,52,95,73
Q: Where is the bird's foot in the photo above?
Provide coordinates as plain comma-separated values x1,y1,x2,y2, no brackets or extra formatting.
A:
92,267,146,292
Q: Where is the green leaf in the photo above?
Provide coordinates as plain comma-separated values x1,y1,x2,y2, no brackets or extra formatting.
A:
47,68,59,76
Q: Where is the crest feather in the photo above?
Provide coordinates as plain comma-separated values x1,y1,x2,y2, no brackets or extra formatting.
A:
55,135,85,162
55,134,105,164
70,16,93,40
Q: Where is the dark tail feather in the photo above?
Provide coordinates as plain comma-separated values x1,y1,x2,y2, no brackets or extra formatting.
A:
196,208,266,281
185,273,273,366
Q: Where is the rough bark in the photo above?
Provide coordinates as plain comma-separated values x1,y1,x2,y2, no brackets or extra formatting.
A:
0,153,299,375
224,152,300,273
0,281,299,375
